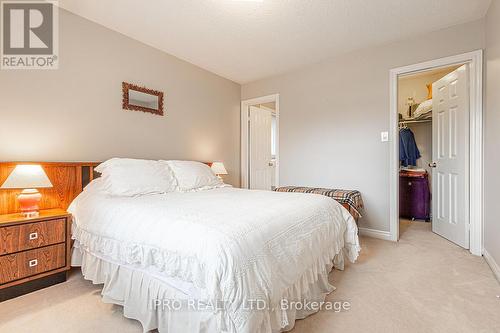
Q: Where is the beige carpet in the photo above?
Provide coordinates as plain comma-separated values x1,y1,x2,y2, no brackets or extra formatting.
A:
1,221,499,333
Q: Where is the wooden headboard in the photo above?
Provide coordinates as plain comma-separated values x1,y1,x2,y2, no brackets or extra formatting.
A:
0,162,100,215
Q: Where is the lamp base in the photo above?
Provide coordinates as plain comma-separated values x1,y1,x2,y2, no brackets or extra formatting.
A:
18,189,42,217
22,211,40,218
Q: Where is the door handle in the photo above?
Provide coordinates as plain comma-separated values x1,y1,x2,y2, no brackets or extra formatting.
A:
429,162,437,168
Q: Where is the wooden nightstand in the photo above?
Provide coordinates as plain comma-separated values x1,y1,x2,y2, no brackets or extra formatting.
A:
0,209,72,301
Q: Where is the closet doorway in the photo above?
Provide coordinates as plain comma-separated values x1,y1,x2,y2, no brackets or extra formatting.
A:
398,65,464,243
389,51,483,256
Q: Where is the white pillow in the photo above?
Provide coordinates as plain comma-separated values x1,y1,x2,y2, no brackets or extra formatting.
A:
95,158,177,196
164,160,224,192
414,99,433,118
83,177,107,193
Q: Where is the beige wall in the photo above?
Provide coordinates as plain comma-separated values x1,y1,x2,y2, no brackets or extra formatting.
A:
242,20,485,232
485,0,500,270
0,9,241,186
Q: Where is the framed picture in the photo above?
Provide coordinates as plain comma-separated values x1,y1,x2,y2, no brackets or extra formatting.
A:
122,82,164,116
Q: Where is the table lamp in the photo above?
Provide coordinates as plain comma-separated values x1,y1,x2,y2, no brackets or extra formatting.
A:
0,165,53,217
211,162,228,180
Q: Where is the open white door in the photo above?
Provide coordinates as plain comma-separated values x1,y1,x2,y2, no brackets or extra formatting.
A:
249,106,273,190
431,65,469,248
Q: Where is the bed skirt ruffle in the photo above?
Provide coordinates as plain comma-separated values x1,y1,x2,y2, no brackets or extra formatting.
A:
72,241,358,333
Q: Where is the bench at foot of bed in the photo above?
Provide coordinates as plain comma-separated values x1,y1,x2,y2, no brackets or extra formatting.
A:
274,186,364,222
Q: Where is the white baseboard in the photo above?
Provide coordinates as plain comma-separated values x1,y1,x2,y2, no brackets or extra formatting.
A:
483,249,500,283
358,227,393,241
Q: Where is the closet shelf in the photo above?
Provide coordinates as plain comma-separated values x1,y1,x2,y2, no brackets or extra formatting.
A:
399,118,432,125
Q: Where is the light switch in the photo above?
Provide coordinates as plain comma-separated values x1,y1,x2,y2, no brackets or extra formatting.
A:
381,131,389,142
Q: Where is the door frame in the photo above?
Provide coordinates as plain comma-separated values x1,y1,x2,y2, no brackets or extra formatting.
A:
389,50,483,256
241,94,280,189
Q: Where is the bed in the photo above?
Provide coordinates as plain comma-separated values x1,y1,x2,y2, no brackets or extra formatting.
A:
68,160,360,333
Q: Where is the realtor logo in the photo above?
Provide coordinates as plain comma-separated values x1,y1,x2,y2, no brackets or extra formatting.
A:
1,1,58,69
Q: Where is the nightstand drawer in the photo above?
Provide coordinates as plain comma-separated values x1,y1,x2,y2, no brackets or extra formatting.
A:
0,243,66,284
0,218,66,255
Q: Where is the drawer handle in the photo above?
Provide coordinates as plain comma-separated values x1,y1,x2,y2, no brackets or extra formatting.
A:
29,259,38,267
29,232,38,240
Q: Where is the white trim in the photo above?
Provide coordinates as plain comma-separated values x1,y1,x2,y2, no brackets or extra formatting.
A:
259,105,276,115
358,227,392,241
389,50,483,255
483,250,500,283
240,94,280,189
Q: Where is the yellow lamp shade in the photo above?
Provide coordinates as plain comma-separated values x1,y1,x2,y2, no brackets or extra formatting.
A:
211,162,228,176
1,165,53,189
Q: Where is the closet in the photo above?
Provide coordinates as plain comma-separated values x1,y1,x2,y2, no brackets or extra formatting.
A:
397,65,460,227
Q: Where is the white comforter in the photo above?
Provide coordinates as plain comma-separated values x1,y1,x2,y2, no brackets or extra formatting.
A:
69,183,360,332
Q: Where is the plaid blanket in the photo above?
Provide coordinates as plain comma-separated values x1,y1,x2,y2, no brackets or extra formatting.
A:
274,186,364,221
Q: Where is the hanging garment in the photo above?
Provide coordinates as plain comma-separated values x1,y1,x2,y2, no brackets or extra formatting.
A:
399,128,421,167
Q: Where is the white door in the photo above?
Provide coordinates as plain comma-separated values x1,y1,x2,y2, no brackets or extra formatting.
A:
249,106,273,190
431,65,469,248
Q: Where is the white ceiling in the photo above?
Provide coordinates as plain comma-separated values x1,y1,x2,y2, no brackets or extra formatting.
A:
58,0,491,84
